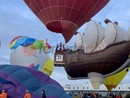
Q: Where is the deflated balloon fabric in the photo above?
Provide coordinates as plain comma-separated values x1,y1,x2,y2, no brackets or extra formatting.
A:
0,64,72,98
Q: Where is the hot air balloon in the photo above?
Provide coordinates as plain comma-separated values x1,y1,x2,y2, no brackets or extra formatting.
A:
63,19,130,89
24,0,109,42
0,64,71,98
10,36,54,76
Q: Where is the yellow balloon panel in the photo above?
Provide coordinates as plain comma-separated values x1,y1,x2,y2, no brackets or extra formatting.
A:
104,67,130,91
42,58,55,76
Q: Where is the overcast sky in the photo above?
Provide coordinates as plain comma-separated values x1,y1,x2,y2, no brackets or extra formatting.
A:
0,0,130,86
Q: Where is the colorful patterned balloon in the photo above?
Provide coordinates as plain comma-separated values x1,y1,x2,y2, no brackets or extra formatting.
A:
10,36,54,76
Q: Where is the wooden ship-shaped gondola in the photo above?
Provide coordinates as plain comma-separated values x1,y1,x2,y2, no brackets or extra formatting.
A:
63,19,130,78
54,19,130,89
63,40,130,78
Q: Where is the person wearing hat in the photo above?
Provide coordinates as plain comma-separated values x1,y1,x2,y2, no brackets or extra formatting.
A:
0,90,7,98
24,90,31,98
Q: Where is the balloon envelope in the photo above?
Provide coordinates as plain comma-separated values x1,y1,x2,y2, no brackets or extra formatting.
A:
0,64,71,98
83,21,105,53
10,46,48,68
10,37,53,75
104,22,125,46
24,0,109,42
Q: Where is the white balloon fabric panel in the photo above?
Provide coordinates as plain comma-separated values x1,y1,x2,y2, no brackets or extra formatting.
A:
83,21,105,53
104,22,125,46
10,46,49,71
74,33,83,50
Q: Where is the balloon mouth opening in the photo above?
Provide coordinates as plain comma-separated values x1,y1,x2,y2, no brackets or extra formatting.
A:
46,20,78,33
46,20,78,42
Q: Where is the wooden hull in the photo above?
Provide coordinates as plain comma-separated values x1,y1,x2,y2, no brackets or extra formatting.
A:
64,41,130,78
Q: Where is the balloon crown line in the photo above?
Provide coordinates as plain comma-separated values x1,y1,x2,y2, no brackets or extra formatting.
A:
9,36,51,50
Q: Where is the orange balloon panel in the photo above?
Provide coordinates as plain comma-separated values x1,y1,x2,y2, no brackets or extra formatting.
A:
24,0,109,42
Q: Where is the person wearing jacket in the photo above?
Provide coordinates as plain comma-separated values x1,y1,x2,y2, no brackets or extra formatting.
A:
24,90,31,98
0,90,7,98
